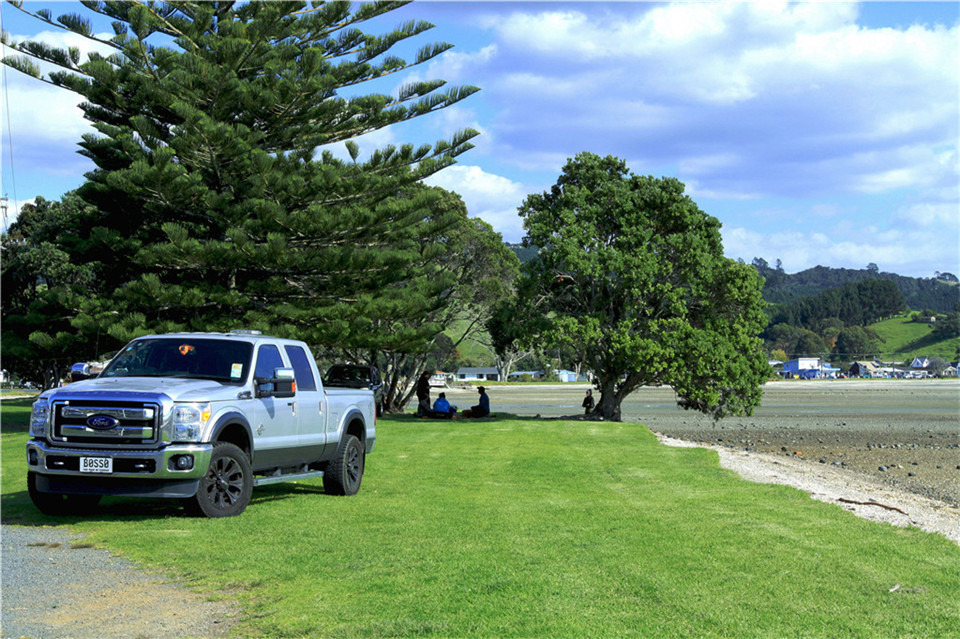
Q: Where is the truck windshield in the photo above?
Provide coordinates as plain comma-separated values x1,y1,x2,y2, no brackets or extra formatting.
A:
100,339,253,384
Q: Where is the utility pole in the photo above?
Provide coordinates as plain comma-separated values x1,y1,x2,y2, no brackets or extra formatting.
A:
0,195,8,231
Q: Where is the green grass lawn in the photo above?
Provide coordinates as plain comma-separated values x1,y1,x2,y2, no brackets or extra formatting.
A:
871,314,959,361
3,400,958,637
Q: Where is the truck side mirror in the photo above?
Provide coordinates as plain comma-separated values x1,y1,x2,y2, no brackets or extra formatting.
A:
256,367,296,398
70,363,93,383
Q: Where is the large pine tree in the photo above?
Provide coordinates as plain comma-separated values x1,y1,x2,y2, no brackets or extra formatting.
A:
4,1,479,353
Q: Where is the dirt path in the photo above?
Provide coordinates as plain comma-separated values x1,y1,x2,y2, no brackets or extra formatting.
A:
1,525,239,639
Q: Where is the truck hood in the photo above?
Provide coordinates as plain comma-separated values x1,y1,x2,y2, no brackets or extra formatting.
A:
43,376,242,403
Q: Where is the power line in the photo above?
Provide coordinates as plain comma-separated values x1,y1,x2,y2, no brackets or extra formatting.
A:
0,4,20,231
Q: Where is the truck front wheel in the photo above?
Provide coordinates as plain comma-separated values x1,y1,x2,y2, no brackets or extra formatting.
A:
185,442,253,517
323,434,364,496
27,471,101,516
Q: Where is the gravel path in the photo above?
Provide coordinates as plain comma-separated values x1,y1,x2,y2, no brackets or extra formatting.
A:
1,525,238,638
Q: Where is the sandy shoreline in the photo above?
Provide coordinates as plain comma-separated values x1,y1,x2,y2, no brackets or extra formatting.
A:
656,432,960,546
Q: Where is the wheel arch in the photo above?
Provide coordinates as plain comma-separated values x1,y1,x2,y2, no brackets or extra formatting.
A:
342,409,367,447
210,412,253,456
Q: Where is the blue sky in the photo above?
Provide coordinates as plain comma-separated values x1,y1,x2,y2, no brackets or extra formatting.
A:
1,1,957,278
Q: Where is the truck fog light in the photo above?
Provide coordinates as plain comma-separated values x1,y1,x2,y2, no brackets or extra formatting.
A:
28,449,39,465
169,455,195,471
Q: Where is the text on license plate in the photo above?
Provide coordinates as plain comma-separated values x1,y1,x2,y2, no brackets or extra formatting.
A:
80,457,112,473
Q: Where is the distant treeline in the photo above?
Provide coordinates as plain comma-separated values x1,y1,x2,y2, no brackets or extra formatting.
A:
507,247,959,315
751,260,959,314
768,279,904,328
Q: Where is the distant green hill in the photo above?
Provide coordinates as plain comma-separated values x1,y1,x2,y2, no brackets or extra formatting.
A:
870,313,960,362
754,262,958,313
511,248,959,313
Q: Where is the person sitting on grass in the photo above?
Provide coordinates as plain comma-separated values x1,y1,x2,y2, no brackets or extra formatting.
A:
430,392,457,419
582,389,595,415
461,386,490,418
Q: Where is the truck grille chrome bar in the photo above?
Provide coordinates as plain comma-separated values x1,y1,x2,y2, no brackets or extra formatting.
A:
51,400,161,448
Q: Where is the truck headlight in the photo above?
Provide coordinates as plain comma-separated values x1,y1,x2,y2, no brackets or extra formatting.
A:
172,403,211,442
30,398,50,437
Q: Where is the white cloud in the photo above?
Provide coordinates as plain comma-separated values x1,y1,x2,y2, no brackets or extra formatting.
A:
424,164,528,241
480,3,958,200
3,29,115,144
723,223,959,278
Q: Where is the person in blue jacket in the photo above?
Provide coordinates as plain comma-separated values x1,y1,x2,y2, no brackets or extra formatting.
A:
431,392,457,417
462,386,490,418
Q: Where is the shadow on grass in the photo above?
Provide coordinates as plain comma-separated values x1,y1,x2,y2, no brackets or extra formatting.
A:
900,331,955,354
1,398,33,434
1,476,336,526
384,412,558,423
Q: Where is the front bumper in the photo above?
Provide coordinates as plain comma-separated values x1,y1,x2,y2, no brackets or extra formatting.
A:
26,440,213,498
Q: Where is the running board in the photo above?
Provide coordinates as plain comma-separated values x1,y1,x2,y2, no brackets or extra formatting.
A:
254,469,324,487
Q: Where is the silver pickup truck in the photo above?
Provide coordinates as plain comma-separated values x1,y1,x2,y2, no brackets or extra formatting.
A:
26,331,376,517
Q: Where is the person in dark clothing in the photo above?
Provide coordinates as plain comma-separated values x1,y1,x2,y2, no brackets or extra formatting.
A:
428,392,457,419
416,371,431,417
582,389,595,415
461,386,490,418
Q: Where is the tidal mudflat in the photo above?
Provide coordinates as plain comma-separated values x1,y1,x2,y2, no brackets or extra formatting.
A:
443,379,960,505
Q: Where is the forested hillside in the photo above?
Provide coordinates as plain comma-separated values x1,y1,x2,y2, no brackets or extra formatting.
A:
750,259,959,313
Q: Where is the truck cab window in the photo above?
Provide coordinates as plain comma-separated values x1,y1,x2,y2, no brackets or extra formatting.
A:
255,344,285,379
284,345,317,391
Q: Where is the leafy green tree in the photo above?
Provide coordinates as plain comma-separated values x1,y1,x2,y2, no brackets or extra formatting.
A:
794,329,828,359
932,301,960,341
339,187,521,412
832,326,881,361
484,296,537,380
4,1,479,354
1,196,107,388
517,152,769,421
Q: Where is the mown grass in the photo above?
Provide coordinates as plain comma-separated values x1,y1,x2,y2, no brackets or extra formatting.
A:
2,405,959,637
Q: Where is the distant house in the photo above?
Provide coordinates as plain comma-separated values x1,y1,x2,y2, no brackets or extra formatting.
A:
782,358,839,379
910,356,931,370
456,367,500,382
429,372,452,387
849,361,882,378
556,369,578,383
508,370,544,380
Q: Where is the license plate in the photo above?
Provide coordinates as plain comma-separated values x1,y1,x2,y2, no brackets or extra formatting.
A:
80,457,112,474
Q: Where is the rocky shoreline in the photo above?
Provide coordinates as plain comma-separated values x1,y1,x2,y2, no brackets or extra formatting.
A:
656,433,960,546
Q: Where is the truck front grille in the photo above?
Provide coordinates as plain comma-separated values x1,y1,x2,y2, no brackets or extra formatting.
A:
51,400,161,448
45,455,157,473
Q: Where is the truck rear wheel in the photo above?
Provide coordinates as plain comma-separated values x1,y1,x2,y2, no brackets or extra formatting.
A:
185,442,252,517
27,471,101,516
323,434,364,496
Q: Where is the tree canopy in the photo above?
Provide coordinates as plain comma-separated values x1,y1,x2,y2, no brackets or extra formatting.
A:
2,0,480,386
516,152,769,421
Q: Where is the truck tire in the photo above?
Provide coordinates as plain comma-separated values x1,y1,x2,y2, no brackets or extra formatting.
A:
185,442,253,518
27,471,101,516
323,434,364,496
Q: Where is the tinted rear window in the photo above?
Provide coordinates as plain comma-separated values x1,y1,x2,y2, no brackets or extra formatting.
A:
284,345,317,392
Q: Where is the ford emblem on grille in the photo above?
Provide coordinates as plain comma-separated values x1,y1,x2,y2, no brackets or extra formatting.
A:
86,415,119,430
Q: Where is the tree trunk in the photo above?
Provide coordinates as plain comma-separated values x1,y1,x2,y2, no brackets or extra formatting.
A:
595,377,622,421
